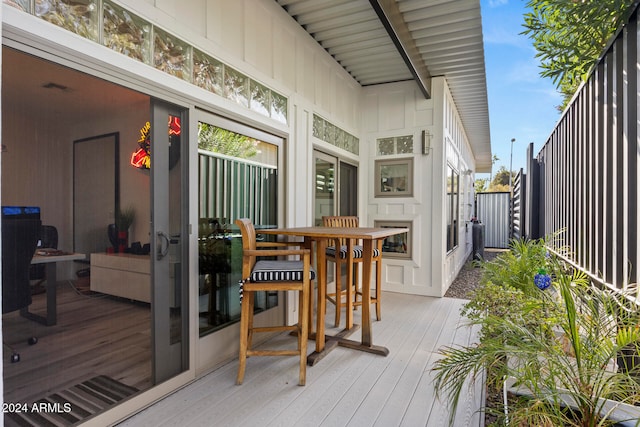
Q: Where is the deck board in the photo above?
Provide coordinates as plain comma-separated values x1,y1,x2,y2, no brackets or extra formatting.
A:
120,293,483,427
345,297,448,427
374,298,453,427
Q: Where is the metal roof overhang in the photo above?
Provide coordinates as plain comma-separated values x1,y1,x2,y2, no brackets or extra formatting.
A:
276,0,492,172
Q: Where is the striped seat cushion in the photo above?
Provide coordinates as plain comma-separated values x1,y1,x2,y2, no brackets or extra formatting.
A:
250,260,316,282
326,245,381,259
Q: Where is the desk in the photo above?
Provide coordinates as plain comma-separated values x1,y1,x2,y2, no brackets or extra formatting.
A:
90,253,150,303
23,252,86,326
90,253,180,306
260,226,408,365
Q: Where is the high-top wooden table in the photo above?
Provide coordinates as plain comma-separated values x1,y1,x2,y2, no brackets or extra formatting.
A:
260,226,408,365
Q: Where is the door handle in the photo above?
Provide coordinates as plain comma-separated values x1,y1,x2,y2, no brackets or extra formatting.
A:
157,231,170,260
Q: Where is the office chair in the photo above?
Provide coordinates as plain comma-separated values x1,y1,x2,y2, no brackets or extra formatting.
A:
2,212,41,362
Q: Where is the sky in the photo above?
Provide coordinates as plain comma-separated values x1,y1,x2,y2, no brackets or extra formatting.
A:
479,0,563,180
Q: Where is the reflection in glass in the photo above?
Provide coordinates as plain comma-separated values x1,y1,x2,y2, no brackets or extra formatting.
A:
35,0,98,41
168,114,183,347
447,165,459,252
154,27,191,81
224,67,249,107
339,162,358,216
312,114,359,155
312,115,324,139
323,121,336,144
22,0,289,124
375,220,411,259
383,233,407,253
198,218,233,331
314,158,335,226
193,50,223,95
250,81,270,116
198,122,279,336
270,91,288,124
375,158,413,197
4,0,30,12
379,164,408,193
198,123,277,167
103,0,150,63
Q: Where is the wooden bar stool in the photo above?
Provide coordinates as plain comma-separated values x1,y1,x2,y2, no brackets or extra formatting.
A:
235,218,313,386
322,216,383,328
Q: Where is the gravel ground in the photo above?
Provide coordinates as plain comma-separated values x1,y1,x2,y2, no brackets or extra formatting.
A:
444,248,502,299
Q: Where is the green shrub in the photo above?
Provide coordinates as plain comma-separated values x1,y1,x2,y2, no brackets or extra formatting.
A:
478,237,555,297
434,241,640,426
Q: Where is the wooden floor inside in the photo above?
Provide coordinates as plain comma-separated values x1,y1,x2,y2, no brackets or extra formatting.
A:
3,281,152,406
120,292,484,427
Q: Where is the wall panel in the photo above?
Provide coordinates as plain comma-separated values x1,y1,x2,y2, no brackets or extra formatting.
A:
245,2,274,75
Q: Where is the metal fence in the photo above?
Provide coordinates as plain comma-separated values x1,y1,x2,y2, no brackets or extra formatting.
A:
198,151,278,226
522,3,640,292
512,169,525,240
476,192,511,249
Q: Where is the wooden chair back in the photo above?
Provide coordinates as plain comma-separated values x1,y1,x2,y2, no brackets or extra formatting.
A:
323,216,359,246
235,218,257,280
233,218,311,386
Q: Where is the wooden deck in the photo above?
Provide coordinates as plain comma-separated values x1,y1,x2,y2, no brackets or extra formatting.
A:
120,292,484,427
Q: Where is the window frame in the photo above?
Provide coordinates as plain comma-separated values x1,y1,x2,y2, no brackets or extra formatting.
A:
446,163,460,253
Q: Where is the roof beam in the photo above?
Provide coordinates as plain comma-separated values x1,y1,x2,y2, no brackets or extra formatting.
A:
369,0,431,99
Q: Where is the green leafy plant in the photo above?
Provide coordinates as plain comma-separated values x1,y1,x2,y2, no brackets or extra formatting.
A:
462,281,555,346
477,237,556,296
198,218,231,274
115,206,135,231
434,249,640,426
522,0,635,109
198,123,258,159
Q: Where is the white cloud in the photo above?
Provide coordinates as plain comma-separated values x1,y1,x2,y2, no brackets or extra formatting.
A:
505,59,543,84
488,0,509,7
483,26,528,48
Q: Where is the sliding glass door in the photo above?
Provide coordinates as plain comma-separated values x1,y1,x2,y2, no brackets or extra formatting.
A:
314,151,336,226
150,100,189,383
313,151,358,287
339,161,358,216
313,150,358,224
195,110,284,372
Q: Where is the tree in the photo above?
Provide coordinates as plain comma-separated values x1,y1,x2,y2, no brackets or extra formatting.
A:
480,166,513,192
474,178,488,193
522,0,634,109
198,123,258,159
475,167,514,193
488,154,499,183
490,166,511,188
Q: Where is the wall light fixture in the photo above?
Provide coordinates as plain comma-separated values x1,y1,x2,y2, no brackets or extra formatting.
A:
421,130,432,155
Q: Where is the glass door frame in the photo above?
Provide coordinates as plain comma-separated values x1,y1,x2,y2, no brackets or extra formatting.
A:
313,150,359,222
151,99,190,384
2,19,206,423
194,109,286,374
313,150,359,288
